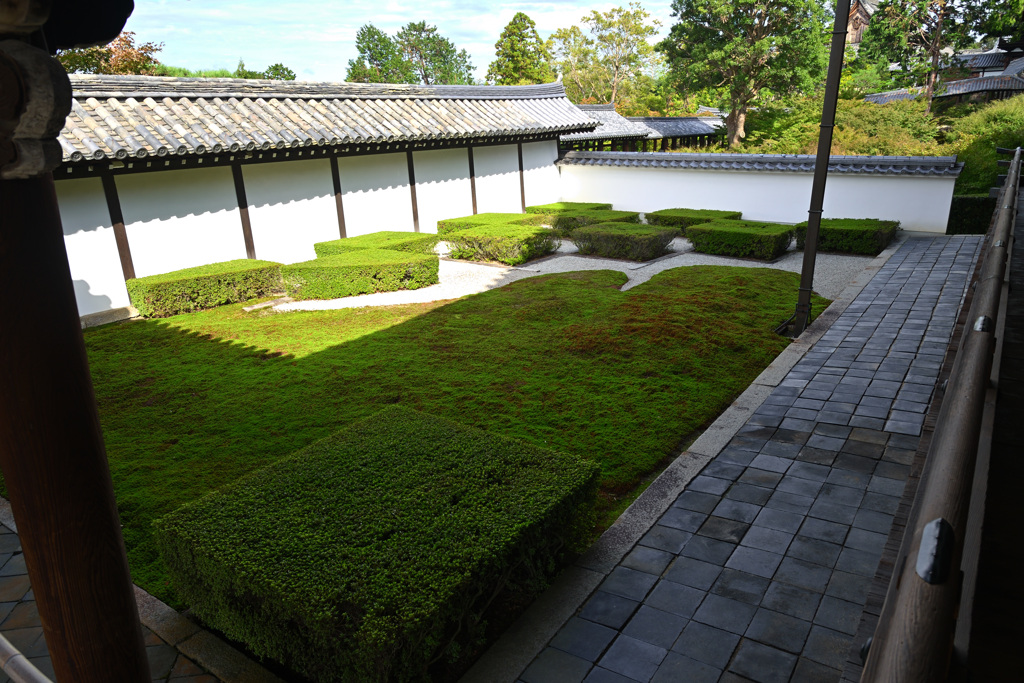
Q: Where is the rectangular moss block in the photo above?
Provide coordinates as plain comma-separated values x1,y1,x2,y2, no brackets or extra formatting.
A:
550,209,641,237
687,220,795,260
646,208,743,235
794,218,900,255
126,259,283,318
281,249,438,300
436,212,550,236
571,222,677,261
525,202,612,214
154,405,599,683
314,231,439,257
446,223,559,266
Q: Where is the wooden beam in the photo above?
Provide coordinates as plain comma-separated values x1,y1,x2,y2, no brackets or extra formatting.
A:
406,150,420,233
0,174,150,683
230,164,257,259
329,154,347,238
100,174,135,281
517,142,526,212
467,146,478,215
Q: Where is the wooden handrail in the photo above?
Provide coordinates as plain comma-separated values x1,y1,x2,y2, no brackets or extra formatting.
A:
860,147,1022,681
0,633,52,683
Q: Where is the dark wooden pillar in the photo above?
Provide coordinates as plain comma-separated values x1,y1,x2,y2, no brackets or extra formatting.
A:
0,175,150,683
329,155,347,238
517,143,526,212
100,174,135,280
467,146,478,215
406,150,420,232
230,164,257,258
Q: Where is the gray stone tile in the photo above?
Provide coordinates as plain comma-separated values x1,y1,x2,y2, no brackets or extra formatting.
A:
741,525,794,554
671,622,740,669
650,653,720,683
861,492,901,515
712,499,762,524
817,483,865,508
774,557,833,593
802,625,852,670
771,429,811,445
728,639,798,683
825,571,872,605
765,490,814,515
792,658,843,683
841,439,885,459
726,546,784,580
787,536,842,568
698,516,749,544
813,595,863,635
622,546,674,576
718,448,758,466
688,476,731,496
639,525,692,554
796,446,837,466
679,536,736,565
623,606,688,650
725,483,772,506
780,417,817,432
835,547,882,577
775,475,823,498
711,568,771,605
761,583,824,622
673,491,719,514
601,567,658,602
832,452,878,475
692,593,757,634
663,556,722,591
580,591,641,629
583,667,634,683
874,461,910,481
645,579,705,618
660,507,707,533
852,508,894,534
868,475,905,497
738,468,783,489
788,462,831,482
760,441,802,459
598,635,666,683
825,467,871,488
749,454,792,474
799,517,850,545
702,461,746,481
884,419,922,436
808,499,858,525
752,507,804,534
551,617,618,662
745,608,812,654
522,647,592,683
849,415,886,430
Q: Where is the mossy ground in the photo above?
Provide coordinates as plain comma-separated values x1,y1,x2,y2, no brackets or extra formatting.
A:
54,266,826,606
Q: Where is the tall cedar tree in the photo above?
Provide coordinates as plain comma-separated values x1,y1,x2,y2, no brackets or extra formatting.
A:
346,25,416,83
487,12,554,85
58,31,162,75
346,22,473,85
550,2,661,105
658,0,828,146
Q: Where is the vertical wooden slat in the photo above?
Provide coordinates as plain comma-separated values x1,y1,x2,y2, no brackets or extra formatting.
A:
100,174,135,281
517,142,526,212
330,154,347,238
467,146,478,215
231,164,256,259
406,151,420,233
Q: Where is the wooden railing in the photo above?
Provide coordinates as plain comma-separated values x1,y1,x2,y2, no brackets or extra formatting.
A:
0,632,52,683
860,147,1022,681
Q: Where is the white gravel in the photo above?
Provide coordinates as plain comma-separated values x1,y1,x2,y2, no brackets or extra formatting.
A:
273,234,897,313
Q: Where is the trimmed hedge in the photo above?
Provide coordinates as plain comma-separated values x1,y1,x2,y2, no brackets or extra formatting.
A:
281,249,438,300
436,212,550,236
794,218,900,255
550,209,641,237
525,202,612,214
154,406,599,683
571,222,677,261
646,208,743,235
314,231,439,257
946,195,997,235
126,259,283,318
687,220,795,260
446,223,559,265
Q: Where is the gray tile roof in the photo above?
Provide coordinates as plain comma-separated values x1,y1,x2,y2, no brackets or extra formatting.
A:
628,116,724,139
557,151,963,177
60,75,598,162
561,104,655,141
937,74,1024,97
965,51,1012,70
863,88,924,104
1002,56,1024,76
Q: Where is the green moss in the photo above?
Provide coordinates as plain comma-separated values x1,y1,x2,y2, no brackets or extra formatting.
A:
550,209,641,237
446,223,559,265
126,260,283,318
525,202,613,214
314,231,439,257
687,221,795,260
646,208,743,235
436,212,550,236
794,218,900,255
571,222,676,261
155,405,598,683
281,250,439,300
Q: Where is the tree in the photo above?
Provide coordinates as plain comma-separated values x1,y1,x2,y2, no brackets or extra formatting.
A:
57,31,162,75
487,12,554,85
346,22,473,85
347,24,417,83
233,60,297,80
550,3,661,105
658,0,829,146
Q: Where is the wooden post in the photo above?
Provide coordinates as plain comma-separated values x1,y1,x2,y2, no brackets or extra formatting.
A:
100,174,135,280
406,150,420,233
230,164,256,259
329,155,347,238
517,142,526,212
0,175,150,683
467,146,478,215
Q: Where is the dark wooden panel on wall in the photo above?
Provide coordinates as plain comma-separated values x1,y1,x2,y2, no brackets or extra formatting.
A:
467,146,478,215
100,174,135,280
230,164,257,259
517,143,526,212
406,150,420,233
329,155,347,239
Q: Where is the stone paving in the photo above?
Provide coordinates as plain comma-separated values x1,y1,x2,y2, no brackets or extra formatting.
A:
519,235,983,683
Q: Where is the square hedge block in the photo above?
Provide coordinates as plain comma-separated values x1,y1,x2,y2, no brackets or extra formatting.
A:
687,220,795,261
794,219,900,256
646,208,743,235
126,259,283,318
313,231,439,257
281,249,438,300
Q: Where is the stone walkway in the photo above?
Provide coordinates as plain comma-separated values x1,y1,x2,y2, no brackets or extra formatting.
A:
518,235,983,683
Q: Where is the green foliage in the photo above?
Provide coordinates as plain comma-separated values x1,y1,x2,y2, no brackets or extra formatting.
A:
571,222,676,261
549,3,662,104
794,219,900,255
346,24,416,83
155,405,598,683
946,195,997,235
550,210,641,237
446,224,559,265
945,95,1024,194
281,250,439,300
231,59,297,80
646,208,742,235
435,212,551,236
314,231,439,257
487,13,554,85
658,0,828,145
126,260,283,318
58,31,162,75
347,21,474,85
687,220,794,260
152,65,234,78
525,202,613,214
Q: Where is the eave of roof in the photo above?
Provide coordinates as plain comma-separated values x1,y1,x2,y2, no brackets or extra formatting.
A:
562,105,655,141
627,116,723,139
937,74,1024,96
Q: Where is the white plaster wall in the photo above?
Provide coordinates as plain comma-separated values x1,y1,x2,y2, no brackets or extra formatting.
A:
243,159,339,263
56,177,131,315
117,166,247,278
474,144,522,213
336,153,415,236
412,148,473,233
558,164,956,232
521,140,561,207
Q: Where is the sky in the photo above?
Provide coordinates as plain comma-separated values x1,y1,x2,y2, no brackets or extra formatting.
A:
125,0,676,82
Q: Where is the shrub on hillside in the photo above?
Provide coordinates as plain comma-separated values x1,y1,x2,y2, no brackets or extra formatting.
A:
571,222,677,261
945,95,1024,195
154,405,599,683
436,212,550,236
687,221,795,260
794,218,899,255
446,224,558,265
525,202,613,214
646,208,743,235
126,260,283,318
946,195,997,235
281,249,438,300
314,231,439,257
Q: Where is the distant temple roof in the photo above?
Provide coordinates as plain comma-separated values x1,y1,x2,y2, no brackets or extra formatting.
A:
60,75,597,162
864,88,925,104
560,104,654,141
628,116,724,139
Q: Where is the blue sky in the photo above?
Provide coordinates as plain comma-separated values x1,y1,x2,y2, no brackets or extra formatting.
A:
126,1,675,82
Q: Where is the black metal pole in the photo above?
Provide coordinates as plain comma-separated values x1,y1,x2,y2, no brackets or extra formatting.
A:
790,0,851,335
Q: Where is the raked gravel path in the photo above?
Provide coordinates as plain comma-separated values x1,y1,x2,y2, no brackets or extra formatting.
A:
273,235,896,313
